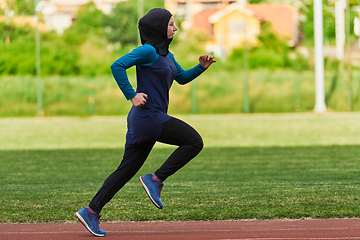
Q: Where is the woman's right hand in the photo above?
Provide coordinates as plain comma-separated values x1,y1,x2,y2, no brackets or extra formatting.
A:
199,54,216,69
131,93,148,107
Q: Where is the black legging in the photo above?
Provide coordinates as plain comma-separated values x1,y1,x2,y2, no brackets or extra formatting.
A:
89,117,203,214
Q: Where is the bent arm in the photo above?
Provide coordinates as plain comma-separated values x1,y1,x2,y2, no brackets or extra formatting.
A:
169,52,206,85
111,45,158,100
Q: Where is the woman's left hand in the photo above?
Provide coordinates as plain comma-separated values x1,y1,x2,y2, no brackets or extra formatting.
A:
199,54,216,69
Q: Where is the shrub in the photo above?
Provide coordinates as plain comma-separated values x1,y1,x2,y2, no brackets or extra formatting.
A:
248,48,285,69
229,21,310,70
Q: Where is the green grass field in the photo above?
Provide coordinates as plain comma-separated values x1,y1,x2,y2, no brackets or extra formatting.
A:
1,113,360,223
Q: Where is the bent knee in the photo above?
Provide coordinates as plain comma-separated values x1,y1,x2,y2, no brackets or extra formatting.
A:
191,136,204,152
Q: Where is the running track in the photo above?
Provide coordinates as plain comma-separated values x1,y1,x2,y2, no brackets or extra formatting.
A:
1,219,360,240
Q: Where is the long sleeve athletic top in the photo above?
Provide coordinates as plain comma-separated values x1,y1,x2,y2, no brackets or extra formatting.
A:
111,44,206,148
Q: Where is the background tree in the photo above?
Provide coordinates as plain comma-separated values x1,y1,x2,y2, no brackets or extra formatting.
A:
102,1,138,46
63,1,105,45
1,0,34,15
143,0,164,12
17,0,35,15
102,0,165,46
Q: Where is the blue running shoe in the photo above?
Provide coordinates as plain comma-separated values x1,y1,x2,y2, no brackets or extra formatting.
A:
75,207,106,237
139,174,164,209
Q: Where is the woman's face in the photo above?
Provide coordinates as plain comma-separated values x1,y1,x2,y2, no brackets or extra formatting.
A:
167,16,177,39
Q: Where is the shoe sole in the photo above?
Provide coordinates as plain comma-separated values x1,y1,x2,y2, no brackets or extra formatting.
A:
75,212,106,237
139,176,163,209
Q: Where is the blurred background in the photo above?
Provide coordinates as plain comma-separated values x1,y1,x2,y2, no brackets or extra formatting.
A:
1,0,360,117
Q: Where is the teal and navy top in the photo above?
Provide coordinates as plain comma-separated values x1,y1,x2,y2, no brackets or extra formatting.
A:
111,44,206,148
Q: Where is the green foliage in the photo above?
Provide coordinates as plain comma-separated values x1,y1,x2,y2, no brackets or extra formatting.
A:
2,0,35,16
67,2,105,38
0,30,80,76
299,0,357,44
0,2,115,76
62,1,106,48
229,22,301,69
40,38,80,75
250,48,286,68
0,21,34,43
350,0,360,4
0,39,36,75
143,0,164,12
3,0,354,76
230,48,285,69
16,0,35,15
287,51,310,70
102,1,138,46
257,22,289,51
0,1,169,76
263,0,359,44
302,0,318,36
102,0,165,46
322,5,336,42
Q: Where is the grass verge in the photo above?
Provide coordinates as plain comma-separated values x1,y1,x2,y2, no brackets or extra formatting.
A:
1,145,359,223
1,113,360,223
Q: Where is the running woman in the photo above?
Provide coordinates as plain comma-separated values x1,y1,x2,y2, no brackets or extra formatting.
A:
75,8,216,237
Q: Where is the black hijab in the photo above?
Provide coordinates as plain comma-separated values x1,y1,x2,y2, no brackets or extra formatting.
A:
138,8,173,56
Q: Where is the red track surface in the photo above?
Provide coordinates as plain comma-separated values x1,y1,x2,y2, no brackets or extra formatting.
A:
1,219,360,240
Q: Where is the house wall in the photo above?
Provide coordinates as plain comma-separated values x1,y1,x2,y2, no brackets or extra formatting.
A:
165,0,239,18
246,4,300,46
0,0,6,9
47,0,125,14
212,10,259,55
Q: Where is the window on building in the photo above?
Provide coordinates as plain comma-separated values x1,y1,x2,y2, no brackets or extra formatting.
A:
228,20,245,32
177,2,186,18
202,2,222,8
